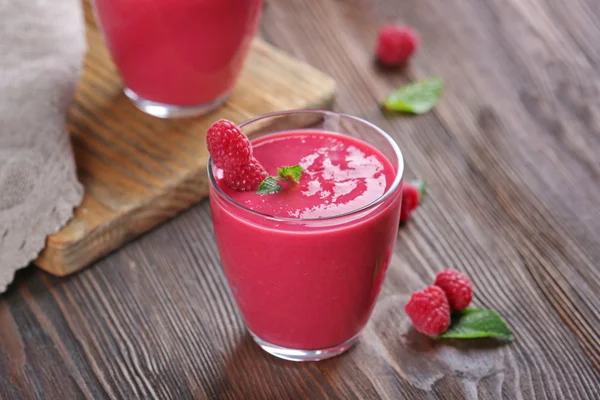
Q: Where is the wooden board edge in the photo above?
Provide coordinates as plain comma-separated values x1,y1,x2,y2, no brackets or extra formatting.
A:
35,166,210,276
35,84,336,276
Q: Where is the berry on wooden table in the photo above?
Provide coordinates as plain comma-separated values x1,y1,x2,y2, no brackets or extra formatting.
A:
434,269,473,311
207,119,252,169
376,25,420,66
405,285,451,336
400,179,427,223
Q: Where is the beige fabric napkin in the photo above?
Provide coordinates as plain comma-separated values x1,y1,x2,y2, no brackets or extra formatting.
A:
0,0,86,291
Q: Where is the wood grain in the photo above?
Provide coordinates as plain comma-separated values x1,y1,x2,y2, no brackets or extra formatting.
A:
2,0,600,398
34,1,336,276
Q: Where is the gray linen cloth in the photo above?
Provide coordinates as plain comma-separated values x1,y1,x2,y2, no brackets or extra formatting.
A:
0,0,86,291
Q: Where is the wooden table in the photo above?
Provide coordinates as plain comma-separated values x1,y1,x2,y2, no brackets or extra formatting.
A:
1,0,599,398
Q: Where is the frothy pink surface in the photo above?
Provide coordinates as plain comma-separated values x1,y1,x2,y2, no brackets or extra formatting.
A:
219,131,394,218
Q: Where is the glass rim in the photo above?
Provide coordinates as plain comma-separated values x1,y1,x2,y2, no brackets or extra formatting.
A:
208,109,404,222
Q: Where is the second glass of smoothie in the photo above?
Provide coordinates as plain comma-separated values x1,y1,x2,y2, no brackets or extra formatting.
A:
209,110,404,361
93,0,262,118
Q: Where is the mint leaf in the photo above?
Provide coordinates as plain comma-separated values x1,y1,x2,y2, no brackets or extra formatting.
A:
438,308,514,340
278,165,303,184
257,164,303,195
383,77,443,114
257,176,281,195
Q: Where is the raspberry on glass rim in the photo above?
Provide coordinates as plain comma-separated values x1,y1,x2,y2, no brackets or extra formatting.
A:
222,159,269,192
207,119,268,191
207,119,254,170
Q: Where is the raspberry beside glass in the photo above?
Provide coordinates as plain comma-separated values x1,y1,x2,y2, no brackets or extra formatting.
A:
208,111,404,361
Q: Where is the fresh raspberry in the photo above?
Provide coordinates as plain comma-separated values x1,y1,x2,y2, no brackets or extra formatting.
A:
222,157,268,192
207,119,252,169
400,180,427,223
405,285,450,336
376,25,420,66
405,286,451,336
434,269,473,311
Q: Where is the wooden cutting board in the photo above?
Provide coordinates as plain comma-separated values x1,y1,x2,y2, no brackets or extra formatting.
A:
34,2,336,276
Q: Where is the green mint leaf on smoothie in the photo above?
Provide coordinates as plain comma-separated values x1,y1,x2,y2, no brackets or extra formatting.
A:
438,309,514,341
277,165,303,184
257,176,281,195
383,77,443,114
257,165,303,195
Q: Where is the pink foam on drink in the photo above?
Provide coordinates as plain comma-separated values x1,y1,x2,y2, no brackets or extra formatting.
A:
219,131,392,219
94,0,262,105
210,130,402,350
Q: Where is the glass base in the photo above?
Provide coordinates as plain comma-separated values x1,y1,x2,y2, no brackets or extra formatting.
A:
249,331,360,362
124,88,230,119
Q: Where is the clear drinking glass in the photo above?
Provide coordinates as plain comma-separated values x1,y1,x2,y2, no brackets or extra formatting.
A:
209,110,404,361
93,0,262,118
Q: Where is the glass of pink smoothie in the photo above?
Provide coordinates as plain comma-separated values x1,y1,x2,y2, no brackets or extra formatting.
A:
209,110,404,361
93,0,262,118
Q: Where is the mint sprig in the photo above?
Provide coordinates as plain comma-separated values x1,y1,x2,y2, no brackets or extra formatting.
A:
437,308,514,341
278,165,303,183
257,165,304,195
383,77,443,114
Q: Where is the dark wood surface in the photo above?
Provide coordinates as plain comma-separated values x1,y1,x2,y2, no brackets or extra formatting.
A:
2,0,600,398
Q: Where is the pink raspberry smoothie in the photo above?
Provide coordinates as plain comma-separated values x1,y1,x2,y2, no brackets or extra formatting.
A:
94,0,262,106
210,128,403,356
